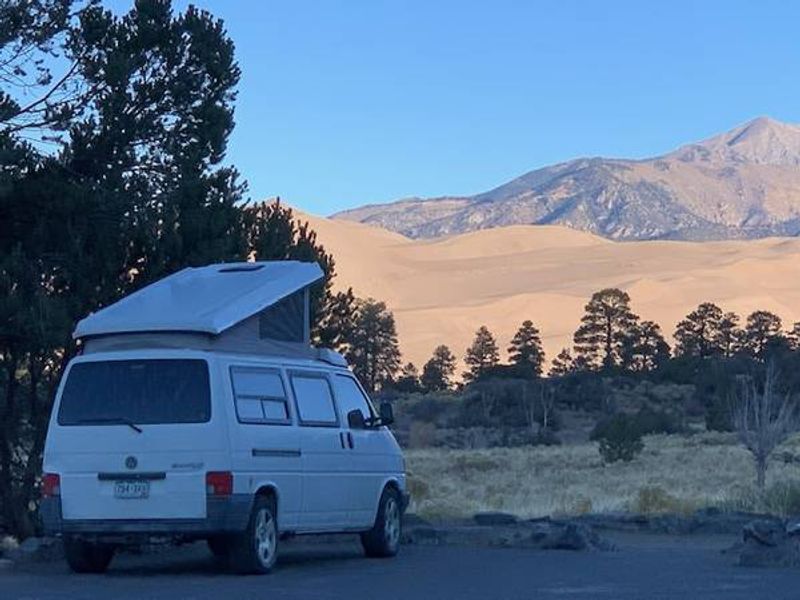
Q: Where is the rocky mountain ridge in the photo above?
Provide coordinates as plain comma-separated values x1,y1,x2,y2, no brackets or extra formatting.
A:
333,117,800,241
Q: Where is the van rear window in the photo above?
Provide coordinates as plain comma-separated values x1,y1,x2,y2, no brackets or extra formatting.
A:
58,359,210,426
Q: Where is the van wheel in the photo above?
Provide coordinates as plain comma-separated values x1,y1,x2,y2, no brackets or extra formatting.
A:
229,495,278,574
361,487,401,558
207,536,231,559
64,537,115,574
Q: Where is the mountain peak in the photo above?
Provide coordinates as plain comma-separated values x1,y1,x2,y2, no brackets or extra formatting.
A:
669,116,800,166
334,117,800,242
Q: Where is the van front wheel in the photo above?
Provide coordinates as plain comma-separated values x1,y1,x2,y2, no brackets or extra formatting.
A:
361,487,401,558
64,537,115,574
229,495,278,574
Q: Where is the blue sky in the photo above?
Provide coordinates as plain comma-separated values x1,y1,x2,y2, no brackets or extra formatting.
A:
126,1,800,214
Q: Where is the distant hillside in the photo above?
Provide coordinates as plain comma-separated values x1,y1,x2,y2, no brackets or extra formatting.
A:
333,117,800,241
299,211,800,371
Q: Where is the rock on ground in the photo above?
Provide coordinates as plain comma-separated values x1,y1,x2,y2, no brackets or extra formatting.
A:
726,519,800,568
403,514,613,552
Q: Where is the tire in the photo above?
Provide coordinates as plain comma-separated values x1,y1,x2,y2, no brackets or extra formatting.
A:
207,536,231,559
360,487,402,558
64,537,115,574
229,495,279,574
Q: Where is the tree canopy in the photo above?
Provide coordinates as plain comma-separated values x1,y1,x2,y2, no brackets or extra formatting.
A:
508,320,545,377
573,288,639,370
0,0,364,538
421,344,457,392
345,299,402,393
464,325,500,382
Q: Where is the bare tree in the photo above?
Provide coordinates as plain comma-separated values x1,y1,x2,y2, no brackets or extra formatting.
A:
519,381,555,439
733,362,799,489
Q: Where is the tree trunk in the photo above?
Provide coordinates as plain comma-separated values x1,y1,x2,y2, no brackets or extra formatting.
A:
756,455,767,490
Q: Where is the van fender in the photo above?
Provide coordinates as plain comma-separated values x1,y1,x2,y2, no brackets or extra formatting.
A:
369,476,408,524
244,478,281,517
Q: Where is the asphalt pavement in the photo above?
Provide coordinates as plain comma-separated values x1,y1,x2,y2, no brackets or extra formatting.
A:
2,533,799,599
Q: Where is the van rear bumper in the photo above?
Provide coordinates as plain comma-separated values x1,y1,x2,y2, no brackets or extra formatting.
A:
41,495,252,538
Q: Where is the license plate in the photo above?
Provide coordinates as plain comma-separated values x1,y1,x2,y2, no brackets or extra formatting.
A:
114,480,150,499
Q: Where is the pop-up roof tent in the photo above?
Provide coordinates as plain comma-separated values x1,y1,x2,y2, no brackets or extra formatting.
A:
74,261,345,364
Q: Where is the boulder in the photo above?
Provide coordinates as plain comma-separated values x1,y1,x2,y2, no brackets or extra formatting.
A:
728,520,800,568
540,523,591,551
743,519,785,547
785,519,800,537
402,518,612,552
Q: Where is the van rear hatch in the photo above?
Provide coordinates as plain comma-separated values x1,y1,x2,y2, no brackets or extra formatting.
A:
53,358,219,521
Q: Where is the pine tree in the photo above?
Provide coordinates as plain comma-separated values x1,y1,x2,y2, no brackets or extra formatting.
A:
0,0,247,538
573,288,639,370
549,348,574,377
508,320,545,377
464,326,500,382
718,312,744,357
346,299,402,392
743,310,783,359
787,322,800,351
393,362,422,393
620,320,670,372
674,302,725,358
421,345,457,392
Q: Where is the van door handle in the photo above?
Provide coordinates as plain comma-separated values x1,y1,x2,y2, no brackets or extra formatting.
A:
347,432,354,449
339,432,347,449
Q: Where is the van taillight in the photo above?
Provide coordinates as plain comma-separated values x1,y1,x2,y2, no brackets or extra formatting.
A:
206,471,233,496
42,473,61,497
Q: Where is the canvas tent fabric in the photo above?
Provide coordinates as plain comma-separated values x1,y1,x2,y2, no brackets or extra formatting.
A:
74,262,324,355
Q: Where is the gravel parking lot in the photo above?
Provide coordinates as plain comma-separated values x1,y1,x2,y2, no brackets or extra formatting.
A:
2,533,799,600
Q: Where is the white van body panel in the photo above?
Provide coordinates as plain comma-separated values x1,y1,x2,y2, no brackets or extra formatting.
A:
218,358,303,530
43,348,407,539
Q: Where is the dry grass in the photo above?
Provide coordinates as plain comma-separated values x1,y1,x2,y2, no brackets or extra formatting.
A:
405,432,800,520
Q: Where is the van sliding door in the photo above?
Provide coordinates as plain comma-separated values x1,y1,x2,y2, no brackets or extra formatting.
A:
289,372,351,531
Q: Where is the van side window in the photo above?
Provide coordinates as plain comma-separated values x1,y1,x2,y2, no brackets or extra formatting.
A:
332,374,374,424
230,367,291,424
290,374,338,426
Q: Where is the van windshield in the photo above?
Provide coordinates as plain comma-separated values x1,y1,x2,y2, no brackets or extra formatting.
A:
58,359,210,426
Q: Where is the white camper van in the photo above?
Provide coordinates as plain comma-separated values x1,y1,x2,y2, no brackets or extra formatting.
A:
41,262,408,574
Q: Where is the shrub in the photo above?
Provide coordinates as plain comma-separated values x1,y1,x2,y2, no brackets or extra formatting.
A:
407,395,451,423
722,480,800,516
633,407,683,435
633,486,694,515
595,414,644,463
408,421,437,448
591,408,681,440
764,480,800,516
406,474,431,502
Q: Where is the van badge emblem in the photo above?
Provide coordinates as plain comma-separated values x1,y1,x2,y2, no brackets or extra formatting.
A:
125,456,137,470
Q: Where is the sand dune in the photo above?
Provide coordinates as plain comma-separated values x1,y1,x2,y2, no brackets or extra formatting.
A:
299,211,800,372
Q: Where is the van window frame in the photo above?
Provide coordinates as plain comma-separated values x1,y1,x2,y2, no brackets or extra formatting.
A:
332,373,377,423
229,365,293,426
57,357,212,426
287,370,340,428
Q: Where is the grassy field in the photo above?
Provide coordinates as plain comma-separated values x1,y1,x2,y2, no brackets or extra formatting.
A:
405,432,800,520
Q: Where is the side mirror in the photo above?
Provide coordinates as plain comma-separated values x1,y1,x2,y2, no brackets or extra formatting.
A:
379,402,394,426
347,409,366,429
